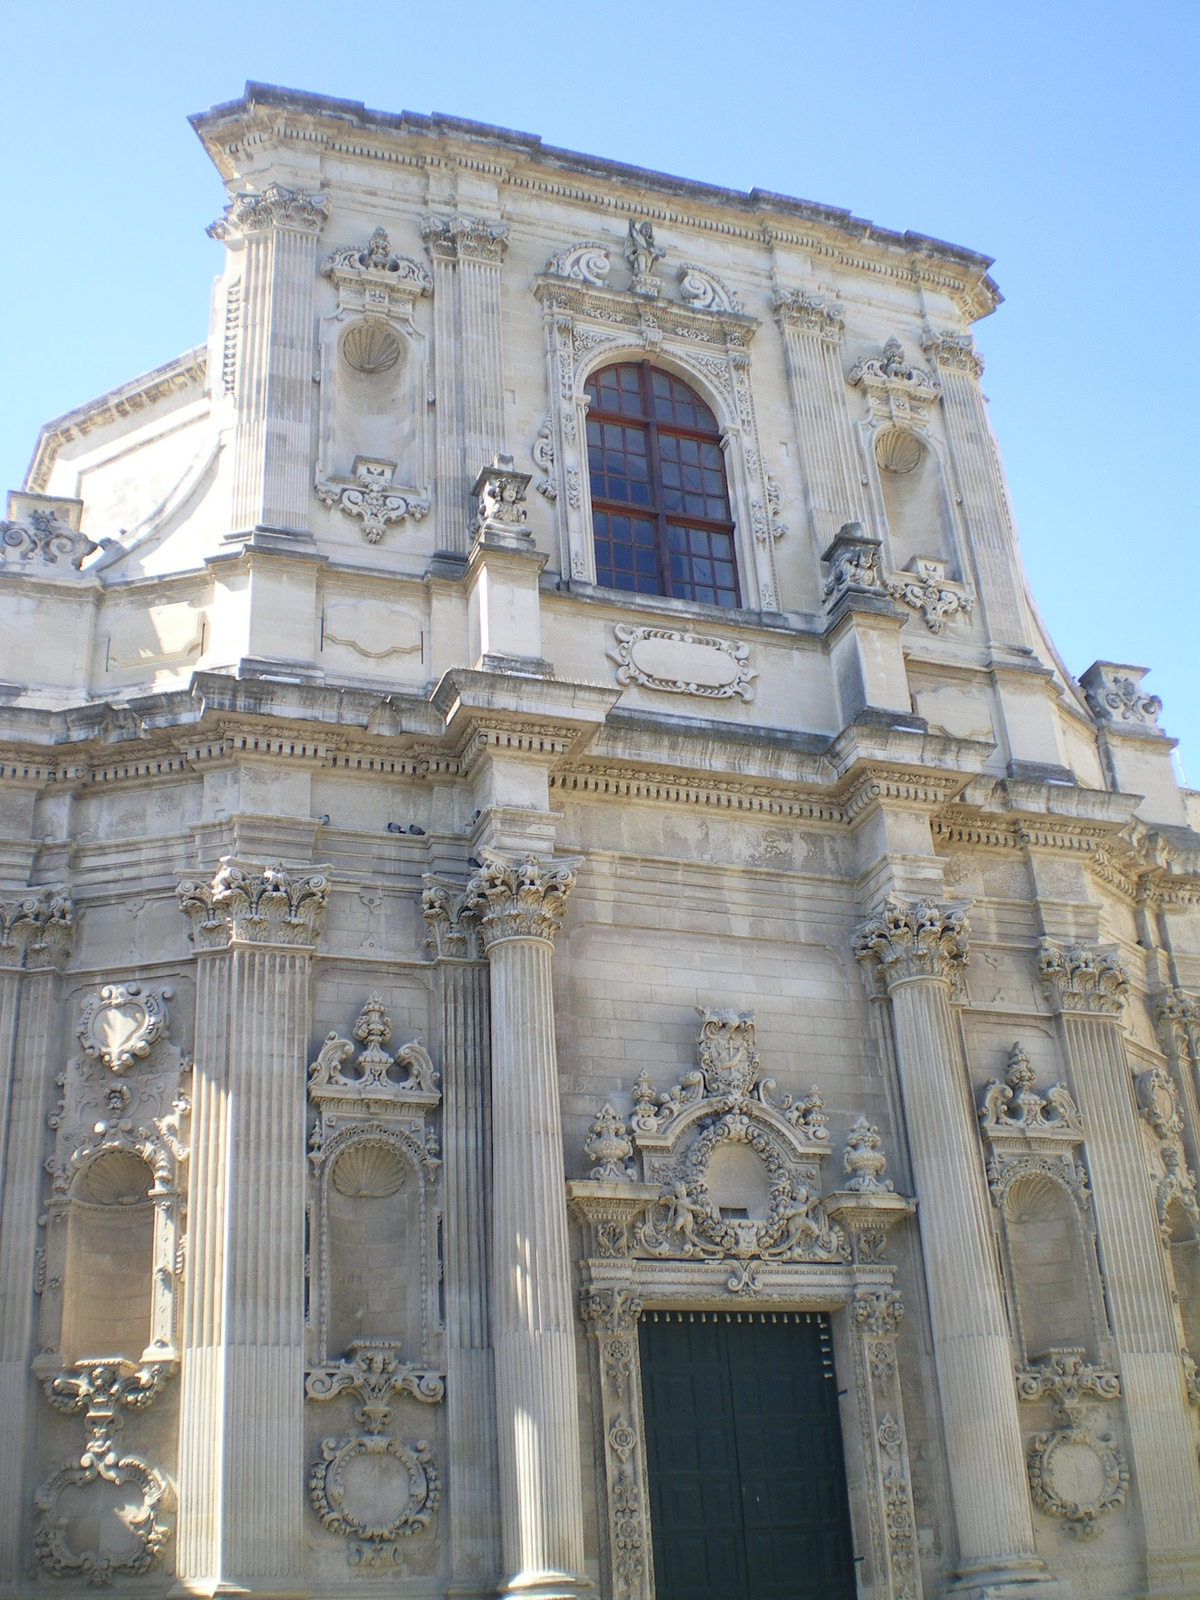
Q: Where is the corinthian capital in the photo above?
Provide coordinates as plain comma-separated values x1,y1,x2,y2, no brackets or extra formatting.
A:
1155,988,1200,1061
0,889,74,971
1037,938,1129,1016
208,183,330,242
921,329,984,378
853,896,970,986
420,212,509,264
178,860,329,950
463,850,576,950
773,286,844,344
421,878,482,961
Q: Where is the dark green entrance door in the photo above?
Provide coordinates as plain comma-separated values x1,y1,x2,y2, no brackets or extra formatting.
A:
638,1310,856,1600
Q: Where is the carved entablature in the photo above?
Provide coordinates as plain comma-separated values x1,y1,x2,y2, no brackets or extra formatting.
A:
0,887,74,971
177,859,329,951
533,232,784,607
849,338,939,431
978,1043,1087,1207
208,182,330,240
1037,938,1129,1016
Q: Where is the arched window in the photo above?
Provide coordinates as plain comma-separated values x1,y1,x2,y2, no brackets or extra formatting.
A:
585,361,739,607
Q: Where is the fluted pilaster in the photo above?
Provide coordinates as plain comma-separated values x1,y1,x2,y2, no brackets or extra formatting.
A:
423,882,501,1593
175,861,327,1593
211,185,329,534
776,289,871,548
855,898,1047,1594
0,892,73,1582
465,852,590,1598
922,331,1029,650
1040,941,1200,1594
422,215,509,554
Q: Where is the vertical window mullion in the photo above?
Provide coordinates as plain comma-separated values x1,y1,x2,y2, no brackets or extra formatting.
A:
640,361,672,600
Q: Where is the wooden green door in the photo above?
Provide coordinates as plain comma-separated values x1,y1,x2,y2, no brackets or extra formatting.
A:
638,1310,857,1600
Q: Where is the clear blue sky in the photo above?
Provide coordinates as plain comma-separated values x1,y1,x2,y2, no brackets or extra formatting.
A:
2,1,1196,776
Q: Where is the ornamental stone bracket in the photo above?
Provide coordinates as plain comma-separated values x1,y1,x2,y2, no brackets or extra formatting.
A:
1,493,98,574
569,1009,919,1600
316,457,430,544
1015,1350,1127,1540
35,1359,175,1585
1080,661,1164,731
305,1341,443,1568
821,523,886,607
469,452,532,545
886,556,975,634
177,859,330,950
609,623,757,702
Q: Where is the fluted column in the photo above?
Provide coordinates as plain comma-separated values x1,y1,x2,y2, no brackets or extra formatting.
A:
922,331,1030,650
0,892,73,1583
423,881,502,1594
465,852,590,1599
1039,942,1200,1596
210,185,330,535
175,861,328,1595
775,289,872,549
422,215,509,555
855,899,1048,1596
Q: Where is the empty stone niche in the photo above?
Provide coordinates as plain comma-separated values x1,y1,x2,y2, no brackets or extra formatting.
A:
328,320,421,485
61,1150,154,1363
707,1139,772,1221
874,425,959,575
325,1136,423,1357
1002,1169,1098,1361
1164,1197,1200,1358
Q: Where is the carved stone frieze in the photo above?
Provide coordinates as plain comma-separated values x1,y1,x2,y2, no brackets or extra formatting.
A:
463,850,576,949
980,1042,1083,1139
177,859,329,950
35,1359,174,1584
322,228,431,297
850,337,939,433
421,212,508,264
580,1285,644,1337
1014,1348,1120,1407
853,896,970,988
308,994,439,1115
1037,938,1129,1016
316,457,429,544
0,887,74,970
887,556,975,633
609,624,757,702
209,182,330,240
77,982,171,1073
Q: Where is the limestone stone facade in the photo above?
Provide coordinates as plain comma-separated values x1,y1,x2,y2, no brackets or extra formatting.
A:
0,80,1198,1600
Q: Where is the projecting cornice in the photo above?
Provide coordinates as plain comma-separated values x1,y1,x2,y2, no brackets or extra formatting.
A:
190,82,1002,322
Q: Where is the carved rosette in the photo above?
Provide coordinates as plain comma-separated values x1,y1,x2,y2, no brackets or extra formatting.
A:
208,182,330,240
853,897,970,988
0,888,74,970
177,860,329,950
35,1360,174,1584
1036,939,1129,1016
463,850,576,950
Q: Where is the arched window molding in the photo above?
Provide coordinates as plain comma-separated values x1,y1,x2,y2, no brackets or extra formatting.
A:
532,242,783,611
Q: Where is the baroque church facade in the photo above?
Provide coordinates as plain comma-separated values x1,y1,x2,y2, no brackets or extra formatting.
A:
0,80,1198,1600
